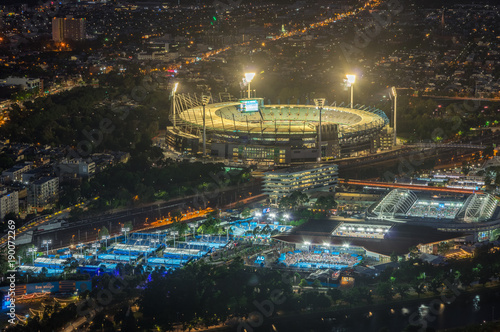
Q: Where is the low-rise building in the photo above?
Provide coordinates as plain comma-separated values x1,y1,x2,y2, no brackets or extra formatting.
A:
0,190,19,219
263,164,338,202
2,162,32,182
28,177,59,208
56,159,96,178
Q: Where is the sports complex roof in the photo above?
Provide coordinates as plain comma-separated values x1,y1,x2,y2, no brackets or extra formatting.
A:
272,219,466,256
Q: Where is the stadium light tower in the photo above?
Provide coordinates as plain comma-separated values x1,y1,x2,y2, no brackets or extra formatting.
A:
314,98,326,163
245,73,255,98
201,94,211,157
391,86,397,146
346,74,356,108
172,82,179,129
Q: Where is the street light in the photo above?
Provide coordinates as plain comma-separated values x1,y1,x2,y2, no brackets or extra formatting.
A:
391,86,397,146
314,98,325,162
172,82,179,129
42,240,52,256
201,94,210,157
245,73,255,98
346,74,356,108
102,235,110,250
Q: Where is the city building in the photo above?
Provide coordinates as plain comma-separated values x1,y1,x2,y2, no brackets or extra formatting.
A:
0,77,40,90
28,177,59,208
263,164,338,201
52,16,86,42
55,159,96,178
0,190,19,220
2,163,32,182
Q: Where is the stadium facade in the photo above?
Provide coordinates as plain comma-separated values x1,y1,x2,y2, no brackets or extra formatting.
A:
166,94,393,165
366,189,500,242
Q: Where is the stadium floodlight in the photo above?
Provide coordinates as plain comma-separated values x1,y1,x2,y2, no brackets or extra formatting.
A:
314,98,326,163
283,214,289,219
245,72,255,98
346,74,356,108
201,94,211,157
172,83,179,129
269,213,276,219
255,212,262,218
391,86,397,146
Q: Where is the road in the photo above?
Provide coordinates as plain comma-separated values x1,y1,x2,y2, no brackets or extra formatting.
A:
0,198,98,248
32,181,263,251
340,179,481,194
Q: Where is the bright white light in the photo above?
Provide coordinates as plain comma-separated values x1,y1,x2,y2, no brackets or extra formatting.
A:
255,212,262,217
173,82,178,93
284,214,289,219
269,213,276,219
304,241,311,245
245,72,256,82
346,74,356,84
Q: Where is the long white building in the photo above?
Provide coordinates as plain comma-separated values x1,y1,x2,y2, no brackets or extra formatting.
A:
263,164,338,200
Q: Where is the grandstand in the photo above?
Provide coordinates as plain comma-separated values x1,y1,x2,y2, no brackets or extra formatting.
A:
167,94,393,163
278,249,362,270
368,189,498,224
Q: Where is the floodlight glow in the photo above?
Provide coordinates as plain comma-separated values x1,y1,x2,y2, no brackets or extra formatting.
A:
245,72,256,82
346,74,356,84
173,82,178,93
269,213,276,218
284,214,289,219
304,241,311,245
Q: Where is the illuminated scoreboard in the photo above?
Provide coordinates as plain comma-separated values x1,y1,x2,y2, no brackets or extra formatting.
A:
238,99,262,112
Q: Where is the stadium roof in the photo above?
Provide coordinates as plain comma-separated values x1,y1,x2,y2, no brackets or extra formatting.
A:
273,219,466,256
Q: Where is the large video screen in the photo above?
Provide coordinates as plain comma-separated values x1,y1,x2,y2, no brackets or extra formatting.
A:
239,99,259,112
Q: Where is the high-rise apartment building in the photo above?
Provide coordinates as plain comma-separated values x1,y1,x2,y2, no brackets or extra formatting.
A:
52,16,86,42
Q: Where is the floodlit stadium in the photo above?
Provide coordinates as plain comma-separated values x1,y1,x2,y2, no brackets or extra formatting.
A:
366,189,500,241
166,93,393,164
